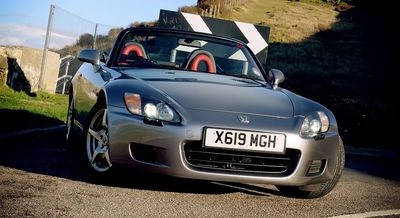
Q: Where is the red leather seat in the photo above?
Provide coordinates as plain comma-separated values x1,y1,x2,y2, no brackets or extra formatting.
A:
119,42,147,65
185,50,216,73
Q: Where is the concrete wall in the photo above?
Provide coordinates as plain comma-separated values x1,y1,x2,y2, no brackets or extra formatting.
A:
40,48,60,93
0,51,7,85
0,46,60,93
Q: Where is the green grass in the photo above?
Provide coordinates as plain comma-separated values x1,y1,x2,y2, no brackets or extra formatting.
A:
0,85,68,133
230,0,339,43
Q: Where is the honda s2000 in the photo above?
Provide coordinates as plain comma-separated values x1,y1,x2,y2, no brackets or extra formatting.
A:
66,27,344,198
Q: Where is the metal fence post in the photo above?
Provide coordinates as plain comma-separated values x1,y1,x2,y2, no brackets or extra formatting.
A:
93,23,98,49
39,4,55,91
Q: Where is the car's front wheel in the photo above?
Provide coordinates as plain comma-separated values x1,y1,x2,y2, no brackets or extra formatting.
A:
66,96,75,145
276,137,345,198
86,107,113,173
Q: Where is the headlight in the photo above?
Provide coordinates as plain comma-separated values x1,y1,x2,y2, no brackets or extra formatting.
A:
124,92,180,123
300,111,329,137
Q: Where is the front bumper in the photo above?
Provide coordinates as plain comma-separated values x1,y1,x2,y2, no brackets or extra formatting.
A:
108,105,341,186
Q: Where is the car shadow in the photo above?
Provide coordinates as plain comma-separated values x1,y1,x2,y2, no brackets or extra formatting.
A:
0,129,279,196
0,109,64,134
3,128,396,196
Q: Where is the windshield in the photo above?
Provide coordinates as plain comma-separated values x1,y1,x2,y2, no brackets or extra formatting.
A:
113,31,265,81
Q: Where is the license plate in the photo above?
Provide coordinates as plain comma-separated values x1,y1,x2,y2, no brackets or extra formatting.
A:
204,128,286,153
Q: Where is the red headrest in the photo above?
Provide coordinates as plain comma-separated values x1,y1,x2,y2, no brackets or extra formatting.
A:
119,43,146,65
122,44,144,57
188,54,216,73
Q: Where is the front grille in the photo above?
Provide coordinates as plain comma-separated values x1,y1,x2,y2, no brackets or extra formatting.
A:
184,141,300,176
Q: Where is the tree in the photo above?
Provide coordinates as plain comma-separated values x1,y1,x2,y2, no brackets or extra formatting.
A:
76,33,94,48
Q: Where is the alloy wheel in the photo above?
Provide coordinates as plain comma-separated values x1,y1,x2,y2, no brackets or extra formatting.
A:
86,108,112,172
66,100,73,141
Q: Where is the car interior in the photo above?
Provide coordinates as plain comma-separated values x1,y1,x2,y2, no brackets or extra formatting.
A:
115,35,265,81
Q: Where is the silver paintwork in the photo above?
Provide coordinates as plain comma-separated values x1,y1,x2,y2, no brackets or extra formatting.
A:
69,28,343,190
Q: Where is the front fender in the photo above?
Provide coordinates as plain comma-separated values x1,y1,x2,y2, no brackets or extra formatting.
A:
104,78,172,109
282,89,338,133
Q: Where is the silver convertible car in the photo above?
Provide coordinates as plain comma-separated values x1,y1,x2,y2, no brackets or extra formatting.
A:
67,27,344,198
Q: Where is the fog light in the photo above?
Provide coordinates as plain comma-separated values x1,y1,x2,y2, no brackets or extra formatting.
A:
306,160,325,176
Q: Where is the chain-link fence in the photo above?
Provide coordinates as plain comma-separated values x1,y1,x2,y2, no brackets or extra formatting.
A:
41,5,123,94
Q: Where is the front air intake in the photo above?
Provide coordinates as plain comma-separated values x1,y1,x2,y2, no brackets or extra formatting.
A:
183,141,300,176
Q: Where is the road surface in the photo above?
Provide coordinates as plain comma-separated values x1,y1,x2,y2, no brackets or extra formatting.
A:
0,129,399,217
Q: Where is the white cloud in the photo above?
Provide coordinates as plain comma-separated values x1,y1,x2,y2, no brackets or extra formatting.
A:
0,23,46,48
50,31,79,49
0,23,78,49
0,36,25,45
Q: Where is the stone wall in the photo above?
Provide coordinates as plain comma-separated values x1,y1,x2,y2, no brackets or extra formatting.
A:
0,51,7,85
0,46,60,93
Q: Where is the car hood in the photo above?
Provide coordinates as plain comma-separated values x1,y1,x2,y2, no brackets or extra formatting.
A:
120,68,294,118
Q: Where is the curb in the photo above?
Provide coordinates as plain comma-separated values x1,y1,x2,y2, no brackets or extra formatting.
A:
1,125,399,160
0,124,66,140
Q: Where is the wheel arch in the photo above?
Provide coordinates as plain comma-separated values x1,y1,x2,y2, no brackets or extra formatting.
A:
83,88,109,130
97,89,108,108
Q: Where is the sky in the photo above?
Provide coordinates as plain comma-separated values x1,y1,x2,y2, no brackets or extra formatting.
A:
0,0,197,49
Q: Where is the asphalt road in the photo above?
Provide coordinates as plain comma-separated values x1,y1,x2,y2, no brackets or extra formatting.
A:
0,129,399,217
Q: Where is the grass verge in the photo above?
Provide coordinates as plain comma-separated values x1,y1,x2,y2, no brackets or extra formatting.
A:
0,85,68,133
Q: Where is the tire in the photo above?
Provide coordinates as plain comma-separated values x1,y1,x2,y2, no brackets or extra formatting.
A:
85,107,113,173
276,137,345,198
66,96,76,146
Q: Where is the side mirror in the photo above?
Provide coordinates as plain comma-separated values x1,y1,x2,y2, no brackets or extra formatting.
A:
101,52,109,63
269,69,285,87
78,49,100,65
